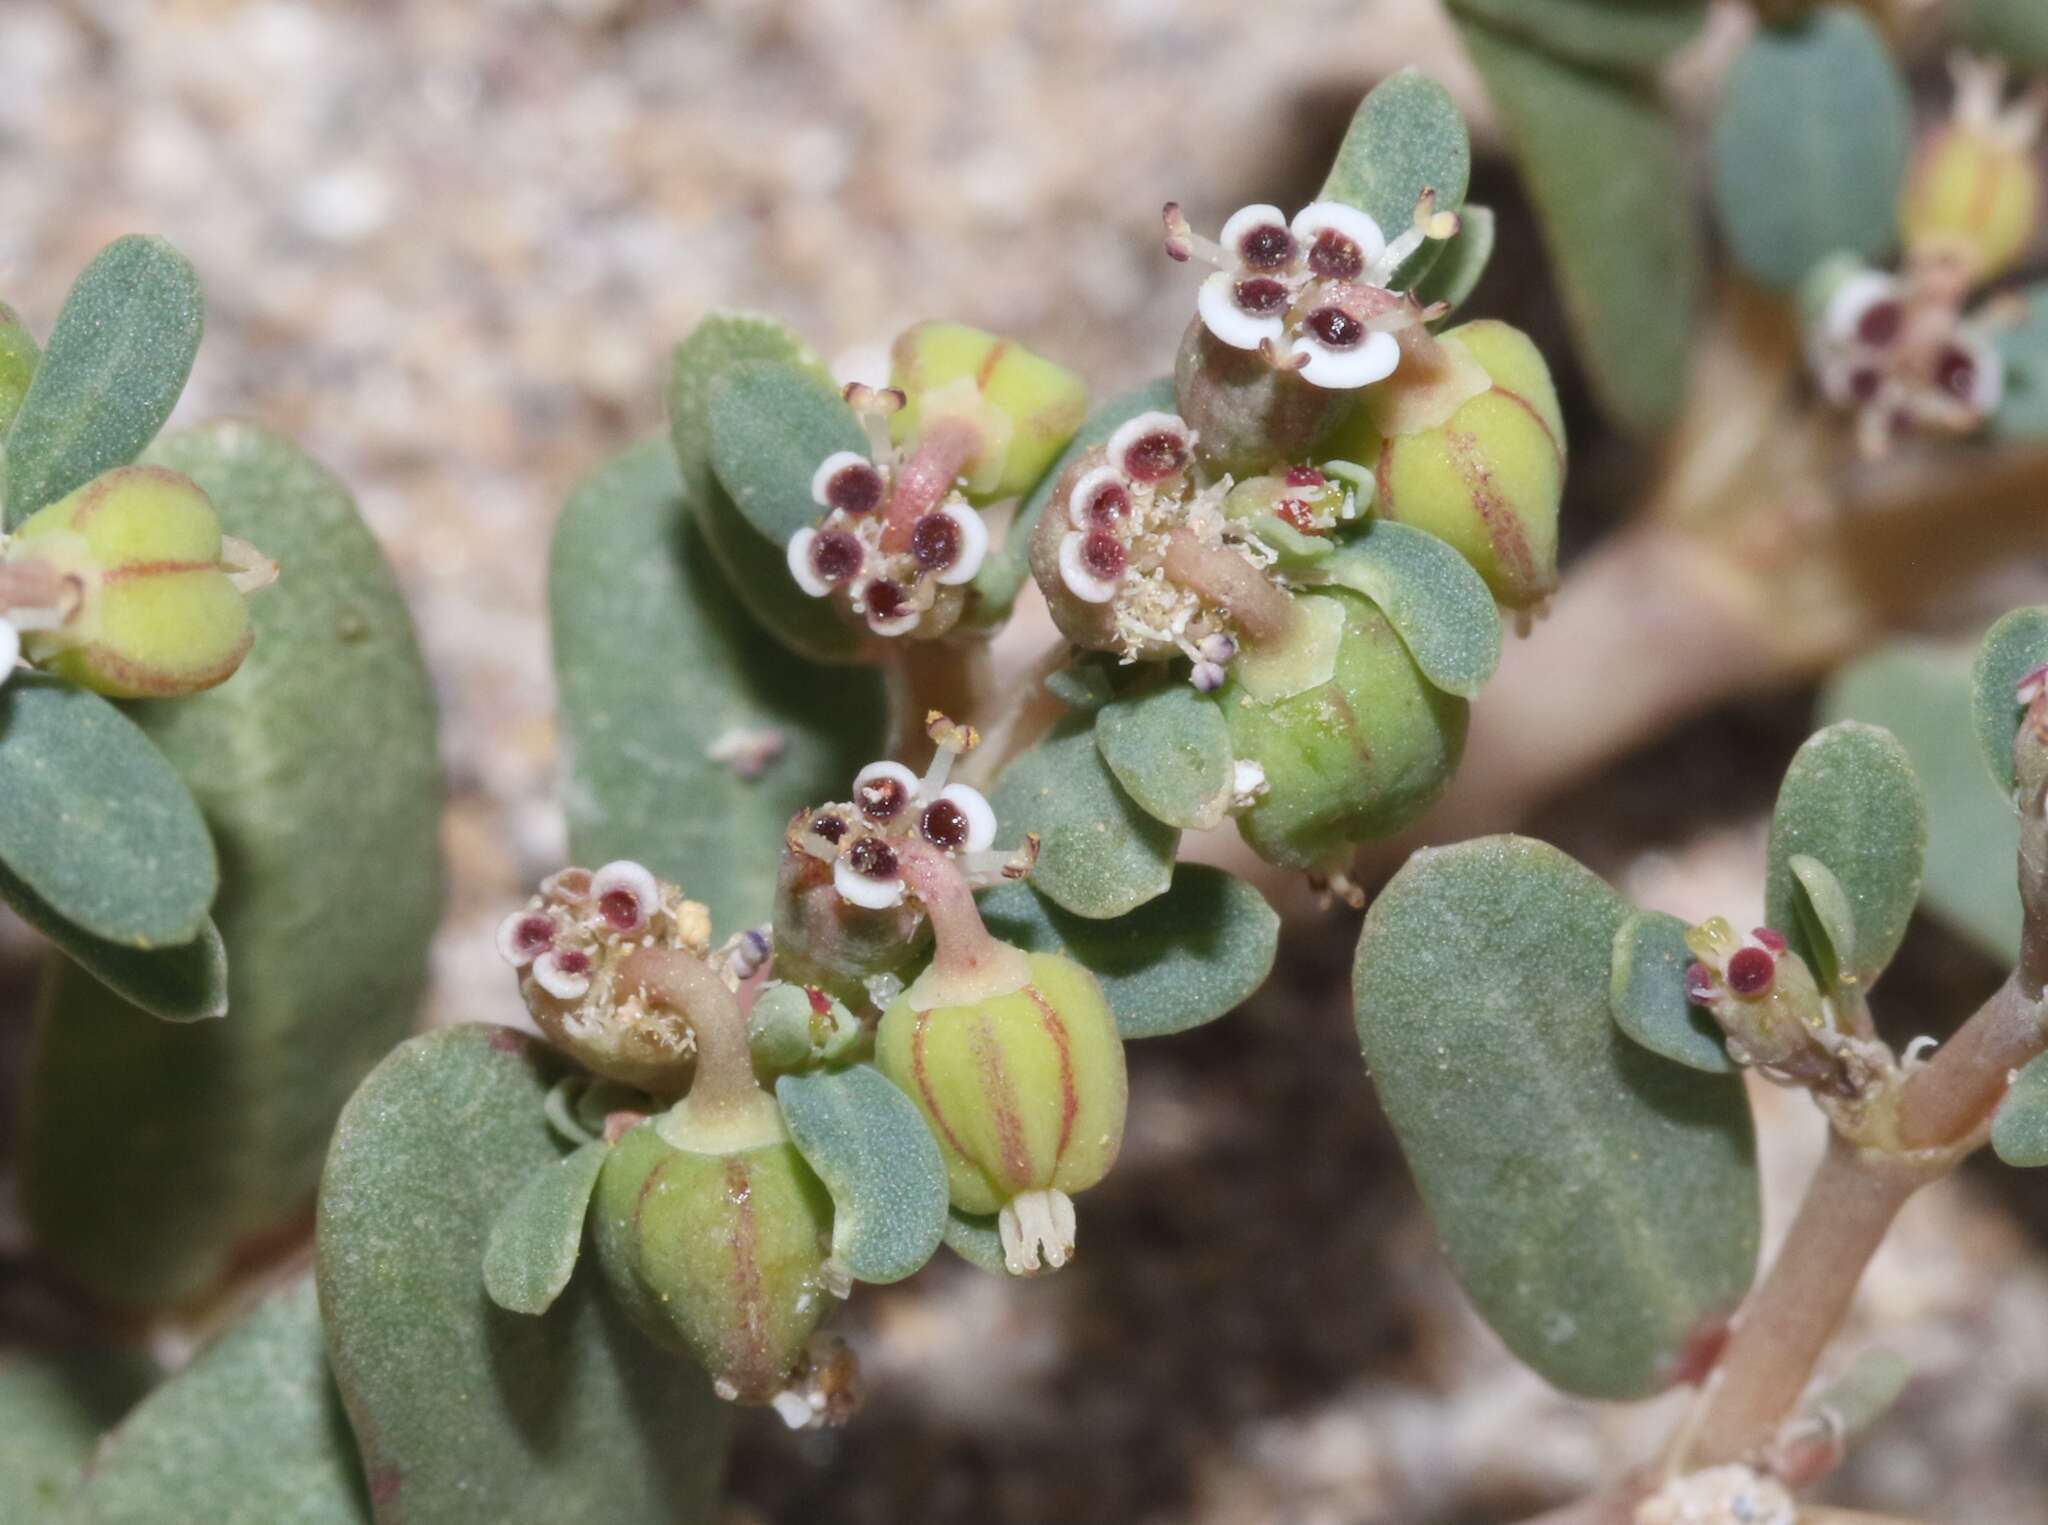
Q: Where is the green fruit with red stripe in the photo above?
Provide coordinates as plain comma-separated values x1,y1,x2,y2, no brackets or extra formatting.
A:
875,951,1125,1220
591,1117,834,1404
1324,319,1564,609
888,321,1088,503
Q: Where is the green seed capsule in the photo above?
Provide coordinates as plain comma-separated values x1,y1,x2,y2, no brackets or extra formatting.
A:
591,1116,835,1405
1221,587,1466,871
1173,317,1351,479
876,951,1126,1274
771,842,929,1009
888,321,1089,503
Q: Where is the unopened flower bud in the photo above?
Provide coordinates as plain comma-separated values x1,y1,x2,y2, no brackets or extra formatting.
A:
1683,918,1854,1093
1900,56,2046,286
1321,319,1564,608
887,322,1088,502
2,466,272,698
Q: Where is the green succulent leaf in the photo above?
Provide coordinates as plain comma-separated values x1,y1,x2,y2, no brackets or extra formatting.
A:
941,1208,1008,1275
1455,17,1701,435
1709,7,1910,292
0,1345,157,1523
1044,661,1115,712
1447,0,1707,74
979,866,1278,1040
552,437,885,933
1609,909,1736,1075
667,312,867,663
706,359,868,547
73,1279,369,1525
1094,681,1236,831
1763,722,1926,991
3,236,203,526
23,423,441,1308
1319,68,1470,287
1355,836,1759,1400
0,676,216,947
1956,0,2048,68
1970,605,2048,800
992,714,1177,919
1991,283,2048,440
0,853,226,1021
1313,523,1502,699
1992,1050,2048,1167
1786,853,1855,994
318,1026,729,1524
1822,640,2022,963
482,1138,610,1317
1415,204,1496,318
776,1064,949,1284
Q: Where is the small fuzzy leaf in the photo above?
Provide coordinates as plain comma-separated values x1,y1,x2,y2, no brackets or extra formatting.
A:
1313,523,1502,699
1970,605,2048,799
706,359,868,547
73,1279,369,1525
1094,681,1236,830
1448,0,1707,74
4,236,202,525
1787,853,1855,993
1822,640,2021,962
1415,204,1496,317
979,866,1278,1040
318,1026,729,1525
1355,836,1759,1400
482,1138,610,1317
1609,909,1736,1075
1455,18,1701,434
1709,8,1910,292
941,1208,1008,1275
1992,1051,2048,1167
1956,0,2048,68
1044,661,1114,712
668,311,818,508
1990,283,2048,440
23,423,441,1308
991,714,1177,919
551,438,885,933
0,1346,157,1522
0,677,216,947
776,1064,948,1284
1319,69,1470,286
0,858,227,1021
1764,722,1926,991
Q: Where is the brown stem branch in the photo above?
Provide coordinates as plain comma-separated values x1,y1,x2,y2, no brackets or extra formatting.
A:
885,639,989,769
953,636,1071,793
881,418,979,553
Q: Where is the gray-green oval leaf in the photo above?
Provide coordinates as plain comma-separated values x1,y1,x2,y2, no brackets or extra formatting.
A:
1609,909,1735,1075
1448,0,1707,75
777,1064,948,1285
1764,722,1925,991
318,1026,728,1524
0,1345,157,1523
0,857,226,1021
1992,1050,2048,1167
483,1138,610,1317
941,1208,1008,1276
1319,69,1469,287
1991,283,2048,441
4,237,203,525
1094,682,1236,831
0,677,216,947
707,359,868,547
979,867,1277,1040
551,437,884,933
1971,605,2048,800
1787,853,1855,993
1709,7,1910,292
1355,836,1759,1399
1314,523,1501,699
991,715,1177,919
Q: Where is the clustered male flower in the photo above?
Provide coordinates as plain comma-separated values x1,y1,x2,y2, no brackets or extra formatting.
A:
1164,192,1458,389
496,859,719,1091
785,383,989,640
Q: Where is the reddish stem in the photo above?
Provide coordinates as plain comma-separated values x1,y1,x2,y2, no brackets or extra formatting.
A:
1162,529,1295,645
617,946,761,1118
896,839,1014,996
881,418,980,554
0,560,69,614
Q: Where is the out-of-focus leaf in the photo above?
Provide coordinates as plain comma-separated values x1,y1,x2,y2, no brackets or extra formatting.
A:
1454,18,1701,434
979,865,1278,1040
1992,1051,2048,1166
1821,640,2021,963
1313,523,1501,699
1709,8,1910,292
1448,0,1707,75
1970,606,2048,799
74,1280,368,1525
1318,69,1470,286
1415,204,1496,317
318,1026,729,1524
0,677,215,948
1804,1347,1912,1438
706,360,868,547
991,715,1176,919
483,1139,610,1317
777,1064,948,1284
0,1345,156,1522
941,1208,1008,1275
1609,909,1736,1074
24,423,441,1308
1355,836,1759,1400
1044,661,1114,713
0,856,226,1022
1763,722,1926,991
1991,283,2048,441
1094,681,1236,831
1956,0,2048,68
4,236,202,525
551,438,884,934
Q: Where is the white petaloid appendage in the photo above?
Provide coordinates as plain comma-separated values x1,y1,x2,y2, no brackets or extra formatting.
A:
998,1188,1078,1276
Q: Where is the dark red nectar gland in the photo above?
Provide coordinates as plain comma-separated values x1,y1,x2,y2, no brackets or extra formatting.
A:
1305,306,1364,350
1081,531,1127,582
1936,346,1978,400
1086,482,1131,525
1685,962,1717,1005
1285,466,1326,488
810,531,863,584
1234,277,1290,317
846,836,899,882
919,797,969,850
825,461,886,515
856,775,910,822
1238,222,1293,271
910,512,963,573
1726,947,1776,997
554,948,593,976
599,889,642,931
513,915,555,957
1120,431,1191,483
1751,927,1788,953
864,578,909,622
1305,229,1364,281
1856,301,1903,348
810,814,848,846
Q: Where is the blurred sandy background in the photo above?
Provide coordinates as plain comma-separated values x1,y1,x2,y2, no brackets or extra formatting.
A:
1,2,2044,1521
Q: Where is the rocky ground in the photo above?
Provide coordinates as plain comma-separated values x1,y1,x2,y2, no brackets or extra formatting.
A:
0,1,2042,1520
